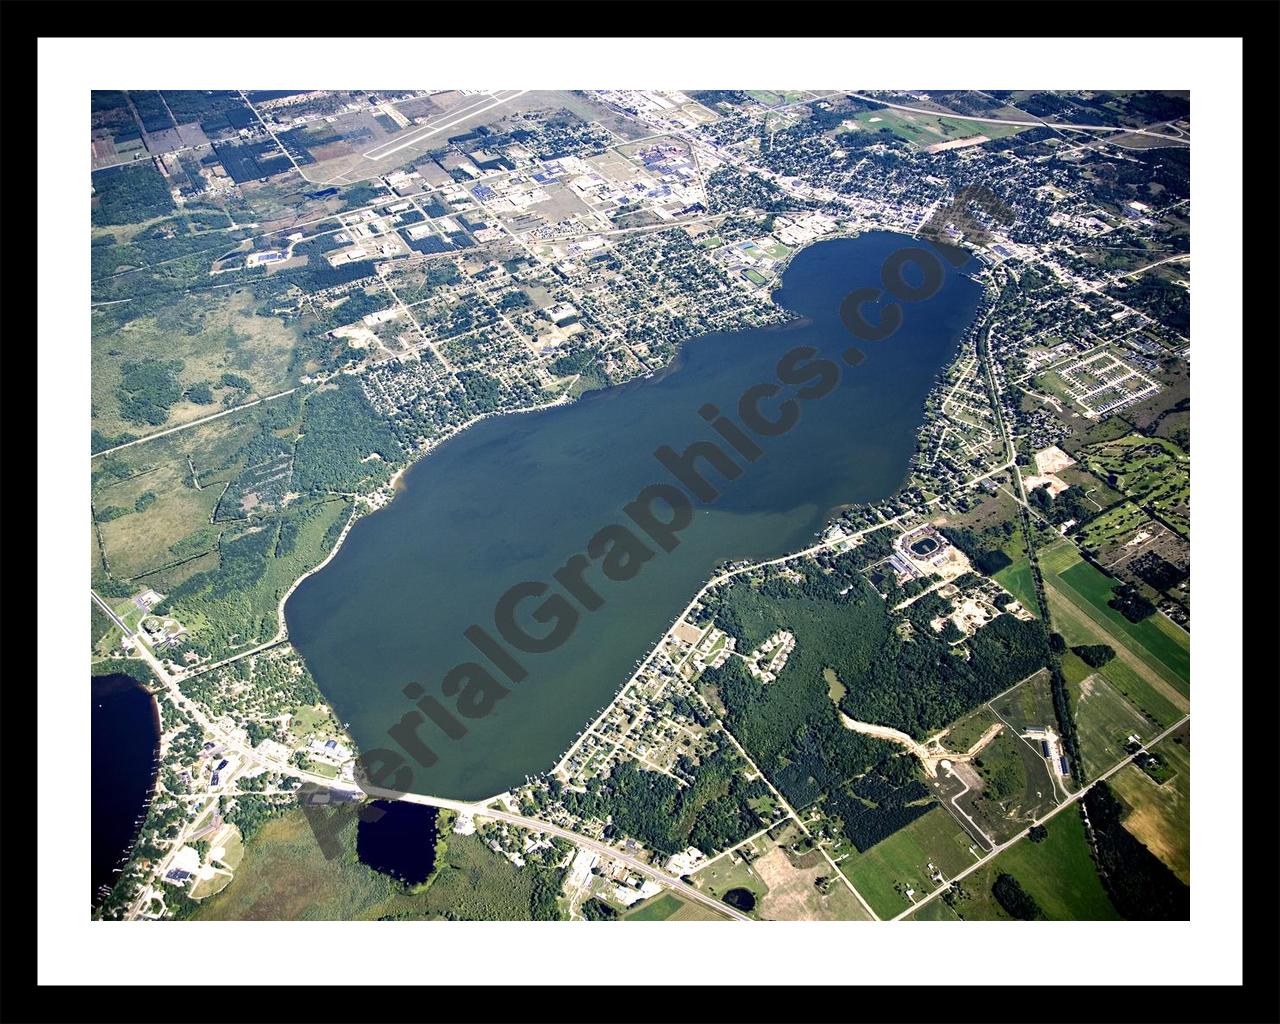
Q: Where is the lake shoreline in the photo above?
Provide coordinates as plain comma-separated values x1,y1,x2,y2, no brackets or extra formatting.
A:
285,232,986,800
91,671,162,911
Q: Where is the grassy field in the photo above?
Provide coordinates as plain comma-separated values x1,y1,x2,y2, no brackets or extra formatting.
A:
838,806,981,919
91,599,121,655
1057,560,1189,690
911,806,1118,921
290,704,332,742
191,808,409,920
92,404,287,579
940,704,1002,752
192,809,548,921
691,850,768,918
1069,672,1156,780
622,891,727,921
959,727,1060,844
411,833,549,920
1040,542,1189,714
852,109,1026,148
989,668,1057,734
994,558,1039,617
749,833,873,921
623,892,682,920
1096,657,1182,726
92,290,306,439
1109,724,1190,884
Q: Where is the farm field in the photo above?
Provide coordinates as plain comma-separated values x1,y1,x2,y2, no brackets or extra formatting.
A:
1040,541,1189,701
910,807,1118,921
1069,672,1156,780
1109,724,1190,884
1061,648,1182,731
750,834,873,921
837,805,981,920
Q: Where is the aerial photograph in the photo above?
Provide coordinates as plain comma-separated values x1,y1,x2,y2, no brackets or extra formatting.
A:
87,86,1192,925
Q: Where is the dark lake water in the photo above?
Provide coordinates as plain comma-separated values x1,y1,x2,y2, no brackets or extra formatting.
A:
356,800,439,885
91,672,160,908
286,232,982,800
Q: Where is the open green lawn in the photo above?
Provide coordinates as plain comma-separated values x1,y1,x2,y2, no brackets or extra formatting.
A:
994,558,1038,617
289,704,332,741
838,806,981,919
914,806,1118,921
623,891,683,920
1038,540,1084,575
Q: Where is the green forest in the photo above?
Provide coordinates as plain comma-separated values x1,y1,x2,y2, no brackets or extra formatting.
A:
293,378,403,493
560,733,770,857
92,162,176,226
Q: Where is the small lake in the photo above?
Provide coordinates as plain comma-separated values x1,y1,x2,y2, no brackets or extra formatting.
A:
356,801,439,885
91,672,160,909
286,232,983,800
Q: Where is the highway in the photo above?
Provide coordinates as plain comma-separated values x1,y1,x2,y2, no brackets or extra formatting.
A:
98,587,744,921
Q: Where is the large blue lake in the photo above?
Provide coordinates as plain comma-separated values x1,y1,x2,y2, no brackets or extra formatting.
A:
286,232,982,800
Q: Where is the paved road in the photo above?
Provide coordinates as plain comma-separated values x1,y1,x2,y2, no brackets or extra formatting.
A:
91,590,133,636
100,587,745,921
91,388,298,459
895,714,1190,920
